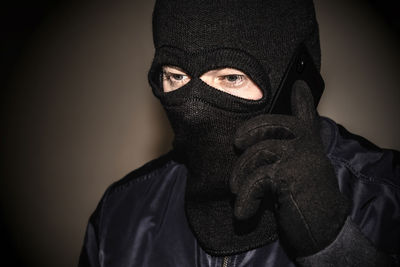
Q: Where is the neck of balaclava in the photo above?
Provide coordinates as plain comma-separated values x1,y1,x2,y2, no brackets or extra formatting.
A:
165,100,264,202
157,84,275,256
166,101,279,256
175,130,236,201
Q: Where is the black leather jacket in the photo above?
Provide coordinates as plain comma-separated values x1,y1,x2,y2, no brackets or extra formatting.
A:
79,117,400,266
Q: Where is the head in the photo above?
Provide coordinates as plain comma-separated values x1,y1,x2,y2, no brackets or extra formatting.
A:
148,0,321,188
147,0,322,254
150,0,321,103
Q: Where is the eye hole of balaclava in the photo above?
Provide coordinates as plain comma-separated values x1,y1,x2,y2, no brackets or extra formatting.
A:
162,65,263,101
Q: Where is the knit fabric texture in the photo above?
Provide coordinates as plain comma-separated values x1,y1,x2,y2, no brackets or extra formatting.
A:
152,0,321,97
231,81,350,257
297,218,395,266
149,0,322,256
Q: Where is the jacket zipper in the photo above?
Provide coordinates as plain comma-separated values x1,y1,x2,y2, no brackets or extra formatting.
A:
222,256,229,267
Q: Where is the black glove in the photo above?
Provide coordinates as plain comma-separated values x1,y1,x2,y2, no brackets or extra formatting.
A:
230,80,349,257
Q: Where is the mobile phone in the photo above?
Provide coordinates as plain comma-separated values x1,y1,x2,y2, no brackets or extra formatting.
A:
268,43,325,115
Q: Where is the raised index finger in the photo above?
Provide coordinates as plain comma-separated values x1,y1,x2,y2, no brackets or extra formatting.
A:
291,80,316,127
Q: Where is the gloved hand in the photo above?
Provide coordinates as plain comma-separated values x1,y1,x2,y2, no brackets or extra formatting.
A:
230,80,349,258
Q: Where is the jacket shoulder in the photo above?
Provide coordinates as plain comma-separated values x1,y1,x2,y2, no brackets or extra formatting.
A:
89,151,179,221
107,151,177,194
321,117,400,254
80,152,188,265
321,117,400,187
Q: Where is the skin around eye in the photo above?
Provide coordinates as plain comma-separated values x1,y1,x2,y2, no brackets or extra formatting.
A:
162,66,191,92
200,68,262,100
217,74,246,88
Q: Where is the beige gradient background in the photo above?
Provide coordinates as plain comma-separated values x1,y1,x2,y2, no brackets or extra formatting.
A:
2,0,399,266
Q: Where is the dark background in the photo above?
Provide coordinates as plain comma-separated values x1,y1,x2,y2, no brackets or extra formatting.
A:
2,0,399,266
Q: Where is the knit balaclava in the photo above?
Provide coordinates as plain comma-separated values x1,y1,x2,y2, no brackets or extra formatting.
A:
149,0,321,256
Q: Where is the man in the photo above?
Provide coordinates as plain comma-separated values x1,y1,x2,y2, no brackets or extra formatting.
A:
79,0,399,266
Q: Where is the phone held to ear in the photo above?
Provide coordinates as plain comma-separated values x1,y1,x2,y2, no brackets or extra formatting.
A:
268,43,325,115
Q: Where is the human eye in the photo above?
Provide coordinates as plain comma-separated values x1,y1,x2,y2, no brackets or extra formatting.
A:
200,68,262,100
162,66,190,92
218,74,246,88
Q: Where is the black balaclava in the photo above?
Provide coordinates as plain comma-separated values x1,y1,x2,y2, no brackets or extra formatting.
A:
148,0,321,256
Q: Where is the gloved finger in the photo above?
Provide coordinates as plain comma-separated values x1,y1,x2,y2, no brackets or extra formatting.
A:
230,139,287,194
234,114,302,151
291,80,316,127
233,165,278,220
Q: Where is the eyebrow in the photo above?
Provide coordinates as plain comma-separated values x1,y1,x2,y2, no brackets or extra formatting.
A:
163,66,187,73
